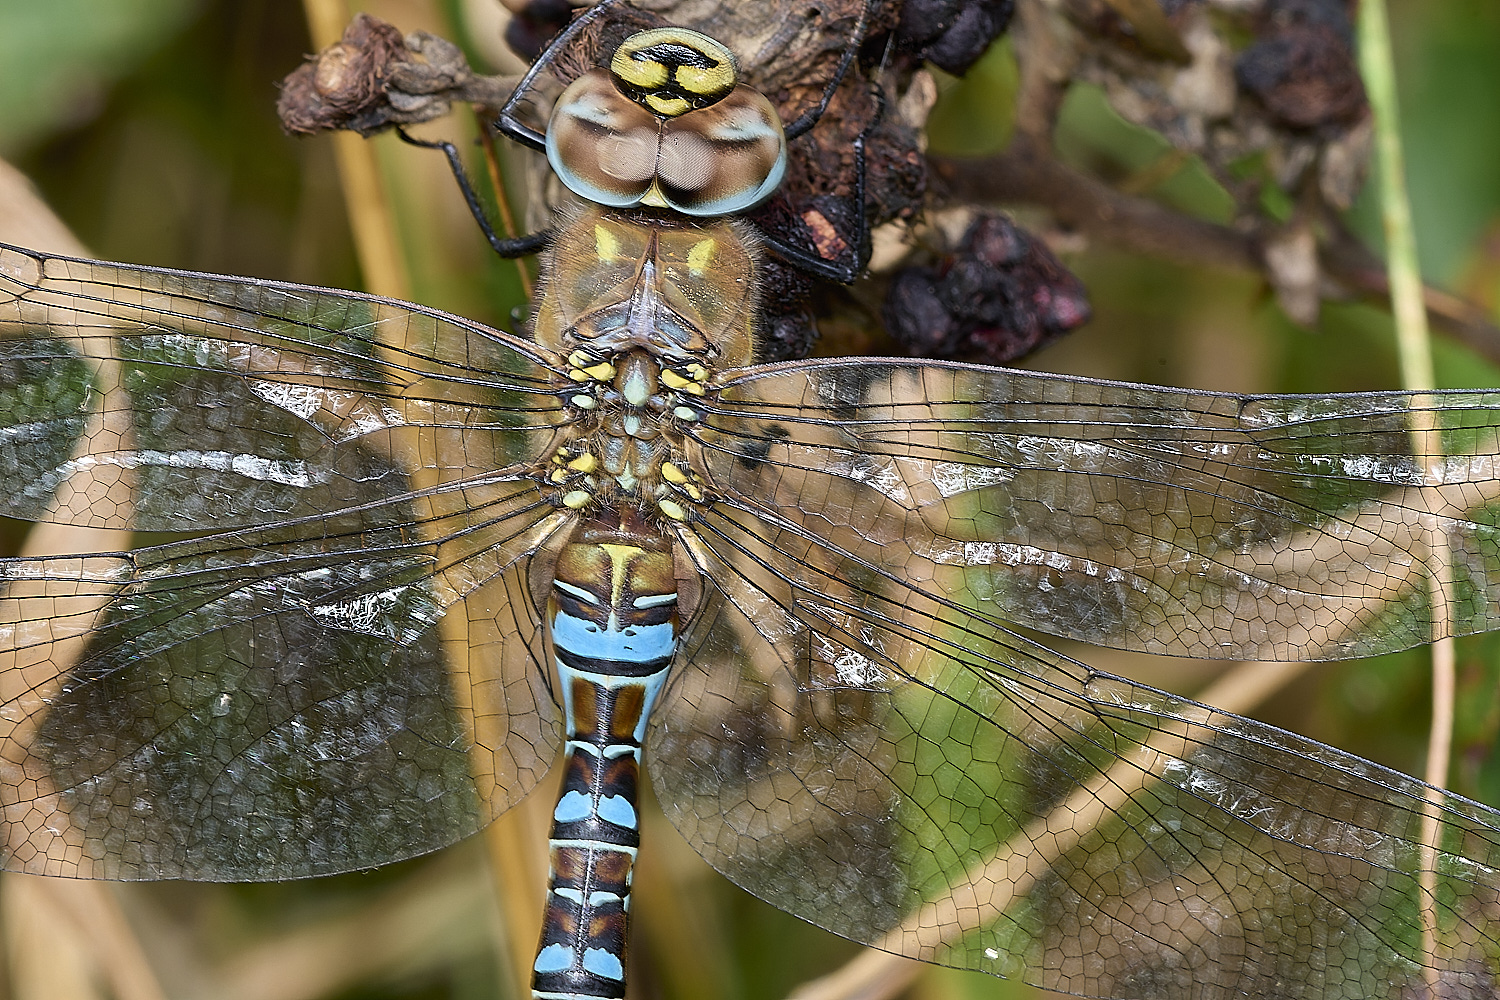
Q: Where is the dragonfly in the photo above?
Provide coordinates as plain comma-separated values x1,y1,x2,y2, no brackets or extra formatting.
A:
3,2,1500,999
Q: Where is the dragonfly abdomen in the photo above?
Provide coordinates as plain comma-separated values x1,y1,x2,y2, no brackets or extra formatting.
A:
534,511,678,1000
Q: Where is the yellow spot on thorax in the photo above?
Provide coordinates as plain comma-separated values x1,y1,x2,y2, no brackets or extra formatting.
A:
595,225,622,261
686,239,716,275
661,367,706,394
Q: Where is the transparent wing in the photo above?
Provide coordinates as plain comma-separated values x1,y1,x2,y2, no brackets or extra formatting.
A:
645,358,1500,998
1,472,572,879
700,359,1500,660
0,243,566,529
0,244,576,878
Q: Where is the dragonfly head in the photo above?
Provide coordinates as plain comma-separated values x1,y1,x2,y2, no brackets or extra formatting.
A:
546,28,787,217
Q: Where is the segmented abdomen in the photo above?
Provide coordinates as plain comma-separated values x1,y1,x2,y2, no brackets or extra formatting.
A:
532,511,678,1000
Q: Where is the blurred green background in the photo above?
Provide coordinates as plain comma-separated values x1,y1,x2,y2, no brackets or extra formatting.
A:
1,1,1499,998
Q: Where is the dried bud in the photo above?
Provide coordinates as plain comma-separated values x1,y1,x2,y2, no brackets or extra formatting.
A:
884,214,1091,363
278,15,411,136
1237,0,1366,130
505,0,579,62
897,0,1016,75
755,258,821,362
279,15,510,137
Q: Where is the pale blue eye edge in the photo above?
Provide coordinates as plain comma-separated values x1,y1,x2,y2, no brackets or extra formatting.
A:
546,130,788,217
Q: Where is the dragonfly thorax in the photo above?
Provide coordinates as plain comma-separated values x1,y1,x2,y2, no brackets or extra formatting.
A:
533,206,758,368
532,201,755,524
546,345,709,522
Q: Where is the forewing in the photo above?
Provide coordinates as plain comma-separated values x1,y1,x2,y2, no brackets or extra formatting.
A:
650,490,1500,999
700,359,1500,660
0,243,564,530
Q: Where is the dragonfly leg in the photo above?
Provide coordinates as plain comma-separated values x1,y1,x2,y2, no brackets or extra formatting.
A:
397,128,552,258
782,0,882,140
496,0,637,152
759,87,881,284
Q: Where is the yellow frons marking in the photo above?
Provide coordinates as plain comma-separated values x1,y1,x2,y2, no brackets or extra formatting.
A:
582,362,617,381
686,239,716,275
595,224,622,261
614,58,668,89
658,498,687,521
683,483,703,501
661,462,687,484
677,64,733,99
661,369,691,390
567,453,598,473
562,490,591,509
611,28,738,112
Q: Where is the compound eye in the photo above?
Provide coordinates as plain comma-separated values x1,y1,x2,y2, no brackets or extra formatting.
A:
547,69,660,207
609,27,738,117
654,87,786,216
548,32,785,214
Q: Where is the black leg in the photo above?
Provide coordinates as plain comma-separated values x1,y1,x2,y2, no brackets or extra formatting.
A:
397,129,551,259
759,80,882,284
782,0,881,141
495,0,633,152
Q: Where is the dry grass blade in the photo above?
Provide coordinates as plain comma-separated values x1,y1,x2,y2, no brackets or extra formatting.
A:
203,849,500,1000
297,4,547,993
301,0,411,302
1357,1,1453,995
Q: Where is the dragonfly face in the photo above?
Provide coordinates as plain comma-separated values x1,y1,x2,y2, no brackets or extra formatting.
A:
3,4,1500,1000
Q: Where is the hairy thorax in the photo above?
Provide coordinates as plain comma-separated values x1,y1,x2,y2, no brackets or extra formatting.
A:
531,205,757,518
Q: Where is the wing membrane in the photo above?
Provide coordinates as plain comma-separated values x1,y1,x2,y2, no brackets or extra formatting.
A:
703,359,1500,660
0,244,565,529
0,474,569,878
652,488,1500,999
9,242,1500,996
0,243,580,877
